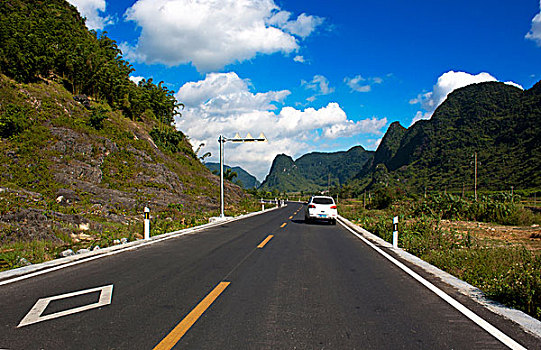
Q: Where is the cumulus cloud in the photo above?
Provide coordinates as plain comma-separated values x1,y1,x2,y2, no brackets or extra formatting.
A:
321,117,387,139
302,75,335,99
129,76,145,85
67,0,113,30
344,75,383,93
122,0,323,71
174,72,386,179
410,71,523,125
278,13,324,38
526,1,541,45
293,55,306,63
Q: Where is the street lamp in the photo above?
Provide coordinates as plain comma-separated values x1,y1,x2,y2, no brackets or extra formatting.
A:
218,133,267,218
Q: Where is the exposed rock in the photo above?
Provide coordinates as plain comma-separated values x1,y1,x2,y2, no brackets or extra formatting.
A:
70,232,92,242
92,246,101,251
18,257,31,266
76,248,91,255
56,188,80,202
113,239,120,245
61,249,74,257
73,94,91,109
2,209,47,223
120,237,128,244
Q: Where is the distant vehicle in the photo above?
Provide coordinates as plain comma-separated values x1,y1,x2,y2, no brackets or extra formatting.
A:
305,196,337,225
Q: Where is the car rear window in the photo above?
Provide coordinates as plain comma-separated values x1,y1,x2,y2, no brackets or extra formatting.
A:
312,197,334,205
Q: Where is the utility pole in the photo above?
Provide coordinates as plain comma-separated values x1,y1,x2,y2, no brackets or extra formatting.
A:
363,191,366,208
511,186,514,202
327,173,331,194
219,135,225,218
474,152,478,201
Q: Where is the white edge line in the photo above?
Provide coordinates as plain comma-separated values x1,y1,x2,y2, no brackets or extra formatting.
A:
338,219,527,350
0,206,286,287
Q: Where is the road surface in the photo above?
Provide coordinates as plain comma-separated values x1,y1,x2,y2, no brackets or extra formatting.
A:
0,203,539,349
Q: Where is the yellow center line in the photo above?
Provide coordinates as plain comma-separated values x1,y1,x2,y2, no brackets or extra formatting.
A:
257,235,274,249
153,281,231,350
280,222,287,228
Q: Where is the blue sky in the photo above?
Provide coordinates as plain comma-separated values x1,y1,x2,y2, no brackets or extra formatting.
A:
68,0,541,180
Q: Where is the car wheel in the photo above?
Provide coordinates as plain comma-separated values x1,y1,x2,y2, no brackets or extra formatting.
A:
331,219,337,225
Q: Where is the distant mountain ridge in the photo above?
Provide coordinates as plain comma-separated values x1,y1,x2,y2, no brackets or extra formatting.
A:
204,163,260,189
260,146,373,192
260,81,541,194
352,81,541,192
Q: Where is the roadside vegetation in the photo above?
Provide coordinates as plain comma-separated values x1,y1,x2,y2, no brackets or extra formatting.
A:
0,186,261,271
339,188,541,320
0,0,262,272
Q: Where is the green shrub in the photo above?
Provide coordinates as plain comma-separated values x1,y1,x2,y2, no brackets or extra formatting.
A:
411,193,539,225
88,107,108,130
369,186,405,210
0,104,31,138
149,127,186,154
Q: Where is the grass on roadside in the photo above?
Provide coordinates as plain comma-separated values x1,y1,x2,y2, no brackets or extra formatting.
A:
339,197,541,320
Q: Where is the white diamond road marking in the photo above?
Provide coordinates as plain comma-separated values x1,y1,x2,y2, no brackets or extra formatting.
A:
18,285,113,328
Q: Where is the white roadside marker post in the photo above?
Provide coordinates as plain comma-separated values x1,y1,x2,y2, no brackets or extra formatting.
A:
392,216,399,248
261,198,265,211
144,207,150,240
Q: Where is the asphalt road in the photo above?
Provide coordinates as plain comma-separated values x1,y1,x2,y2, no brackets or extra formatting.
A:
0,203,539,349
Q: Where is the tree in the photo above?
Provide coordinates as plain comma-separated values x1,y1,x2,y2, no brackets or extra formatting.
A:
224,168,237,181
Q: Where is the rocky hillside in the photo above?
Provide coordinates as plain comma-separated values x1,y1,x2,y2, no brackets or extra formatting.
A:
0,75,249,269
0,0,258,270
260,146,373,193
352,81,541,192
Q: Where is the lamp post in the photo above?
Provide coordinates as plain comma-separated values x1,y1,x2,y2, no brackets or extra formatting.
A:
218,133,267,218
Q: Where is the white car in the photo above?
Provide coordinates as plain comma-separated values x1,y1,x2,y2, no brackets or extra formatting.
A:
305,196,338,225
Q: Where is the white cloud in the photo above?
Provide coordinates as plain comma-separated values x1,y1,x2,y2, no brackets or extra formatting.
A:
344,75,383,93
410,71,523,125
526,1,541,45
302,75,335,96
279,13,324,38
129,76,145,85
122,0,323,71
364,137,383,150
174,72,385,179
67,0,113,30
293,55,305,63
322,117,387,139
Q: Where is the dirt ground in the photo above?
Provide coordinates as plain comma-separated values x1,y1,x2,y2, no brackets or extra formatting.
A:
439,220,541,253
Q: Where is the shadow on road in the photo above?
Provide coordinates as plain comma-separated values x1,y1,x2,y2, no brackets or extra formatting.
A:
292,219,335,225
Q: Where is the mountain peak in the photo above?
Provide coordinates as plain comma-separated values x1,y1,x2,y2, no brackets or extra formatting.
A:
260,148,373,192
354,79,541,191
372,121,407,168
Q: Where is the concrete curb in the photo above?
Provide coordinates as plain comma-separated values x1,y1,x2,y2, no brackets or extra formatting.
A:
337,215,541,339
0,205,284,285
